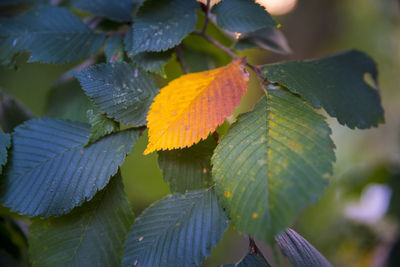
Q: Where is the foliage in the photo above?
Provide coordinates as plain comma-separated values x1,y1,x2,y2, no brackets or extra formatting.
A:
0,0,384,266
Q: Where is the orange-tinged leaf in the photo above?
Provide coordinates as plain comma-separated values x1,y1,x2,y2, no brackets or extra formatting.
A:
144,59,249,155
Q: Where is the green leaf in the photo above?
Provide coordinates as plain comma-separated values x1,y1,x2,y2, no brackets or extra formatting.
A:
122,189,228,267
71,0,133,22
133,50,173,77
126,0,199,56
29,173,134,267
212,87,335,243
45,80,93,123
0,129,10,174
86,110,119,145
1,118,139,218
212,0,276,33
0,5,105,65
0,89,34,133
234,26,291,54
105,35,125,63
275,228,332,267
158,137,216,193
74,62,158,127
261,50,384,129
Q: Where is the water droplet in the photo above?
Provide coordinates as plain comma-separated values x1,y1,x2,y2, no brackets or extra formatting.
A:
12,39,17,46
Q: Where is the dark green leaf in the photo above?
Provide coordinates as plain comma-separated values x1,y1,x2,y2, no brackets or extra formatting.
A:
1,119,139,217
261,50,384,128
45,80,93,123
133,50,173,77
0,5,105,65
0,129,10,174
212,0,276,33
237,254,271,267
212,87,335,243
74,62,158,127
71,0,133,22
0,0,41,6
86,110,119,145
275,228,332,267
158,137,216,193
105,35,125,63
126,0,199,56
122,189,228,267
29,173,134,267
0,89,34,133
234,26,291,54
181,46,218,72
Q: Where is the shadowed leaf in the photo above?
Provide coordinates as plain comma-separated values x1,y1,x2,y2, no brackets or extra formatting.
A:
234,26,291,54
1,119,139,217
86,110,119,145
0,5,105,65
29,173,134,267
122,189,228,267
0,129,10,174
71,0,133,22
126,0,199,56
275,228,332,267
158,137,216,193
261,50,384,128
212,0,276,33
74,62,159,127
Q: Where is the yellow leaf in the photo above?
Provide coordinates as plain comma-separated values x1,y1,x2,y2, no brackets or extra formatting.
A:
144,59,249,155
197,0,223,7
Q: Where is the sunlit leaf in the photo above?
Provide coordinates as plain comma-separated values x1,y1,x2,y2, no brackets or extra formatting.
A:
261,50,384,128
144,59,249,154
1,119,139,217
158,137,216,193
212,0,276,33
275,228,332,267
29,173,134,267
122,189,228,267
74,62,158,127
126,0,199,56
212,87,335,242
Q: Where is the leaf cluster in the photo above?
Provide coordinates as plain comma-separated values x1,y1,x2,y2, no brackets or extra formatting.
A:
0,0,384,266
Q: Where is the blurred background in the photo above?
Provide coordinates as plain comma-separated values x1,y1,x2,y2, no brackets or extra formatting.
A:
0,0,399,266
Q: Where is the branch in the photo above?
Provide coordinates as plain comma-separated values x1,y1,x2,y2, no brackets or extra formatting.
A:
175,45,189,74
192,30,239,60
191,30,266,83
201,0,211,34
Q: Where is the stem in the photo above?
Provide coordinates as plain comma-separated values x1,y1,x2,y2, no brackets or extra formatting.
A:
175,45,189,74
192,30,239,60
192,30,266,83
201,0,211,34
249,237,267,260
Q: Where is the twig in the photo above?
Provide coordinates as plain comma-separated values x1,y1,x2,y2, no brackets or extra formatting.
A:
201,0,211,34
192,30,239,60
192,30,266,83
175,45,189,74
249,237,267,260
